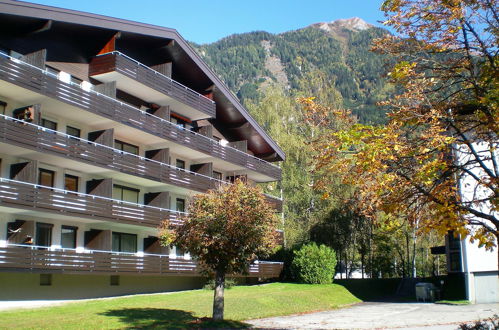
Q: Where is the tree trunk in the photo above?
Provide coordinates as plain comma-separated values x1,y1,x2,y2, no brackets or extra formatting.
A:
412,228,417,278
212,270,225,321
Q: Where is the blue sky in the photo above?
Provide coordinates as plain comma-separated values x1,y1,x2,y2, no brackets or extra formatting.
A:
28,0,386,44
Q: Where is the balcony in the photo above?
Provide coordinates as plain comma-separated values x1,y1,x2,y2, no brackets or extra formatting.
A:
0,114,281,211
0,178,182,228
89,51,216,120
0,114,219,193
264,194,283,213
0,244,284,278
0,53,281,181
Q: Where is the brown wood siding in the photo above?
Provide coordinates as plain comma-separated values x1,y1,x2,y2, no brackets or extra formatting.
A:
88,128,114,147
94,81,117,98
194,124,213,139
190,163,213,177
97,35,116,55
0,178,182,228
143,236,170,255
148,105,170,120
264,194,283,213
10,160,37,183
0,245,283,278
86,178,112,198
228,140,248,153
89,53,216,118
0,54,281,180
45,62,90,82
145,148,169,163
21,49,46,69
0,115,281,210
0,116,216,192
144,192,170,208
84,229,112,250
151,62,172,78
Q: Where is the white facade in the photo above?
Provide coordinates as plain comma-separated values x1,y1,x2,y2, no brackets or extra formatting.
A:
455,141,499,303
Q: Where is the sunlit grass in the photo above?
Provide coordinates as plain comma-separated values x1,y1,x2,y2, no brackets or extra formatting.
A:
0,283,361,329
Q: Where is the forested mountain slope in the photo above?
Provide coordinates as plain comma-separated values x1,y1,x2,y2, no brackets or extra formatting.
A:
193,18,393,124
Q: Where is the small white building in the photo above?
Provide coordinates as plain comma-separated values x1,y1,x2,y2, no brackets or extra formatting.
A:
446,141,499,303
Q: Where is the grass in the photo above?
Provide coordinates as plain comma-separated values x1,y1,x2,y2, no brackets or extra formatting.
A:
0,283,361,329
435,300,471,305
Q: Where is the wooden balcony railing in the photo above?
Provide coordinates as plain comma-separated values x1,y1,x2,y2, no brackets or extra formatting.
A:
0,114,219,193
89,51,216,118
0,178,183,228
0,114,282,210
0,53,281,180
0,245,284,278
264,194,283,213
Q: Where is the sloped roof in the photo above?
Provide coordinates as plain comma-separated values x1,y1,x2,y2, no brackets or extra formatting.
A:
0,0,285,161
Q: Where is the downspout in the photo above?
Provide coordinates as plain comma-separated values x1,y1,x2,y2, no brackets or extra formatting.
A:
452,141,472,302
460,237,471,302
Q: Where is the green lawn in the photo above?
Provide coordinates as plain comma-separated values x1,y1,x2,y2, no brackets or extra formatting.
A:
435,300,471,305
0,283,361,329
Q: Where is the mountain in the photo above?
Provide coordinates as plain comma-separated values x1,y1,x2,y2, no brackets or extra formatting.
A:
192,18,394,124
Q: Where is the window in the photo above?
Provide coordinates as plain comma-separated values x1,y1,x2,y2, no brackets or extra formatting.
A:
115,139,139,155
38,168,55,187
112,232,137,253
40,274,52,286
213,171,222,181
64,174,79,192
176,198,185,213
113,184,139,203
61,225,77,249
176,159,185,170
41,118,57,131
66,126,81,138
13,106,33,122
110,275,120,286
170,116,186,128
36,222,53,248
176,246,184,258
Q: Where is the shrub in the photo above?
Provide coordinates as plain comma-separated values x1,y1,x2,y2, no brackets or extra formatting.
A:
291,243,337,284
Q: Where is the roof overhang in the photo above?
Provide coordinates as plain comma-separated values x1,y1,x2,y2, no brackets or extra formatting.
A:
0,0,285,161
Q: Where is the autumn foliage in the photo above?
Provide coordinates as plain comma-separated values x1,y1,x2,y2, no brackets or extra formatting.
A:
159,179,279,320
301,0,498,261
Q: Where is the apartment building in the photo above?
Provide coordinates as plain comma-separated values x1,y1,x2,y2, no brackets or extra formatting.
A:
0,0,284,299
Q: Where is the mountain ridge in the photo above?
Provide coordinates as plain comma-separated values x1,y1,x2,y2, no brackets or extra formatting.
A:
193,17,391,124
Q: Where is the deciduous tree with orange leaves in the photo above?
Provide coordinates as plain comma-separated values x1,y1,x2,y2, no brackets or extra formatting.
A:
159,179,279,321
302,0,498,266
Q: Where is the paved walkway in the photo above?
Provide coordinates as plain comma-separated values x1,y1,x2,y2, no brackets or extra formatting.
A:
248,302,499,329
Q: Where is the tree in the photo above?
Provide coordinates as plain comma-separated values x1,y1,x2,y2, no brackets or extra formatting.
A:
302,0,498,265
159,179,279,321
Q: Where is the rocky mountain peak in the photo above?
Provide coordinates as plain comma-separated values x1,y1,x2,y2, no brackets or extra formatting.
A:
312,17,373,33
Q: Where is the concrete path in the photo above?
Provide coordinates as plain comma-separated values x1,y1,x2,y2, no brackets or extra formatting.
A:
248,302,499,329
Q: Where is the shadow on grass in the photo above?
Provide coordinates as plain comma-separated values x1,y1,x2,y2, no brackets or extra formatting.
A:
100,308,250,329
